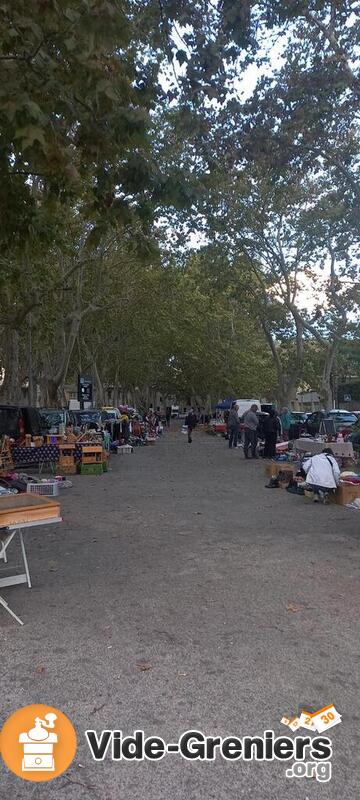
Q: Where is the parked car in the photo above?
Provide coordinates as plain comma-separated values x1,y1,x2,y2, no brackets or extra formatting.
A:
261,403,275,414
0,405,42,438
306,410,358,437
39,408,76,434
236,398,261,417
290,411,306,424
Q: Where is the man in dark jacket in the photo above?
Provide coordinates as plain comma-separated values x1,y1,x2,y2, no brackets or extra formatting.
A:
185,408,197,444
227,403,240,449
263,409,281,458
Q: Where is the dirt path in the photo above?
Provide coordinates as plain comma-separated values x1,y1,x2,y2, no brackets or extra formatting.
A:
1,426,359,798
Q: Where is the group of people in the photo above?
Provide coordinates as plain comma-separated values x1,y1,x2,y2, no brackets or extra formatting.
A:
226,401,341,502
225,403,294,459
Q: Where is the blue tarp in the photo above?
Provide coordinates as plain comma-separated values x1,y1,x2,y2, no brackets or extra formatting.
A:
215,398,235,410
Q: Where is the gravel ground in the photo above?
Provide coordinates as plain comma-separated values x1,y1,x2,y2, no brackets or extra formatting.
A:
1,425,359,799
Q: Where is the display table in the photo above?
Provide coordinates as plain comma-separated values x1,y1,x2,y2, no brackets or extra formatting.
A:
0,495,62,625
294,439,354,459
12,444,60,472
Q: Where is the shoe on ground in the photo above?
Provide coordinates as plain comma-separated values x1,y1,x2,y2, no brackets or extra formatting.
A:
265,478,280,489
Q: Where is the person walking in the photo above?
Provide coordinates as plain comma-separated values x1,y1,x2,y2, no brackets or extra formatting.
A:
165,406,172,427
263,408,280,458
280,407,292,441
227,402,240,449
185,408,197,444
243,404,259,459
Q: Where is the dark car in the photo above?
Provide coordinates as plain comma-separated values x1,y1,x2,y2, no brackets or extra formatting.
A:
260,403,275,414
0,405,42,438
290,411,306,424
306,410,358,437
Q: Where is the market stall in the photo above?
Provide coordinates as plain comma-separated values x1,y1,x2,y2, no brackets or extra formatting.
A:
264,440,360,507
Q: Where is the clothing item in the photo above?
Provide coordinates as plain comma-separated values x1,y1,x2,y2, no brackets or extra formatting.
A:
244,428,257,458
281,411,292,431
243,410,259,431
227,408,240,430
264,432,277,458
228,429,238,449
263,414,280,435
303,453,340,489
185,412,197,430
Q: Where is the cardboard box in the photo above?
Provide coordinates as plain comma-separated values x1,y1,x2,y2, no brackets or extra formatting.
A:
265,462,298,479
331,482,360,506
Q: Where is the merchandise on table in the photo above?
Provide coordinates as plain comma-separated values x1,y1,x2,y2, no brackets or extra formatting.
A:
11,444,59,466
0,494,61,527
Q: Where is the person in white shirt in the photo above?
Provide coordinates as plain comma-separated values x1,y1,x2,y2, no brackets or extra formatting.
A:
303,448,340,503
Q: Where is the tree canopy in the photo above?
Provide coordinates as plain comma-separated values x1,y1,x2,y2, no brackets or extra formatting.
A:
0,0,359,408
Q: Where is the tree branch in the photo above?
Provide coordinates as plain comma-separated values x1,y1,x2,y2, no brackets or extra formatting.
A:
304,10,360,94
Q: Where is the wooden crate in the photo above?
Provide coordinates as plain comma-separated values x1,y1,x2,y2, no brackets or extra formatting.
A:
59,463,77,475
59,455,74,466
58,443,76,472
0,495,61,527
80,445,103,464
58,444,75,455
0,436,14,471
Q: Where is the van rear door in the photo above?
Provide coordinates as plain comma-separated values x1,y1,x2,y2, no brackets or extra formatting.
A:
0,406,20,437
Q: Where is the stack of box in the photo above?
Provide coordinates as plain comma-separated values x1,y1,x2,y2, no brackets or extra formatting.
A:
58,444,76,474
79,445,103,475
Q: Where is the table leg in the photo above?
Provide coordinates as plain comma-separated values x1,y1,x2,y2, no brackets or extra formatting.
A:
0,594,24,625
0,530,16,563
0,539,7,563
19,531,32,588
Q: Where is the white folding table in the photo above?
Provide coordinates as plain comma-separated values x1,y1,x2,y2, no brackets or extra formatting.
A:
0,517,62,625
294,438,354,458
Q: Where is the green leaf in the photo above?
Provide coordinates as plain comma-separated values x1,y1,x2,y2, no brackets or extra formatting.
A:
14,125,46,148
176,49,188,66
64,37,77,51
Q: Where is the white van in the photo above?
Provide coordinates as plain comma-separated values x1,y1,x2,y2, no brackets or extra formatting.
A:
235,399,261,418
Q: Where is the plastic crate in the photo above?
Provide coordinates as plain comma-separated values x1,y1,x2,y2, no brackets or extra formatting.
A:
79,463,103,476
117,445,133,455
26,481,59,497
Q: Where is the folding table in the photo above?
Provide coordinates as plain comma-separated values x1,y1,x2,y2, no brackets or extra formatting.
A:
0,495,62,625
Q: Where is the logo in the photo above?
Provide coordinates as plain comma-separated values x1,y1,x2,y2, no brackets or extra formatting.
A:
0,705,77,782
